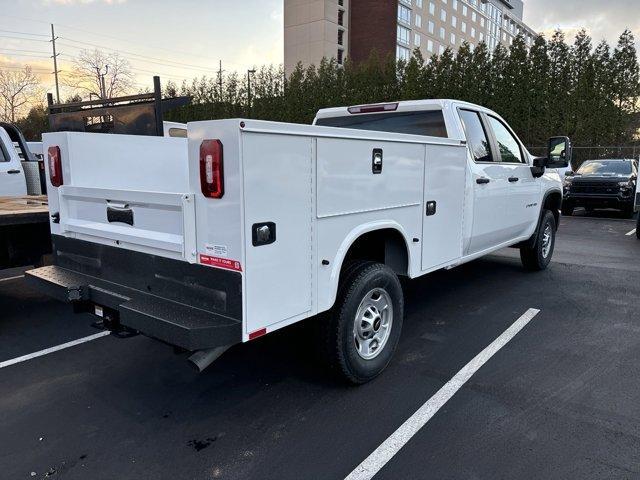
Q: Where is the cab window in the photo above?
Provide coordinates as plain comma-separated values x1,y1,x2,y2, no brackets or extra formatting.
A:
459,109,492,162
487,116,524,164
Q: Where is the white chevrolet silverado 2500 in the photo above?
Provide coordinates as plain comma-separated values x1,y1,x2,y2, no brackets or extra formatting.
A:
26,100,569,383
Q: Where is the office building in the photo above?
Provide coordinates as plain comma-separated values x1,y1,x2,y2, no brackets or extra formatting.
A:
284,0,538,71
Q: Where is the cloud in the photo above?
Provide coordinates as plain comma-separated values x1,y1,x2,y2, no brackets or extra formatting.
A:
43,0,127,5
525,0,640,45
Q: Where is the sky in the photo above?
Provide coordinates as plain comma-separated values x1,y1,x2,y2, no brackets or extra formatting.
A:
0,0,637,99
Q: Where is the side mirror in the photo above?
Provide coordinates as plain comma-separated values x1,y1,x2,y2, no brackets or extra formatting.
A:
547,136,571,169
565,170,574,177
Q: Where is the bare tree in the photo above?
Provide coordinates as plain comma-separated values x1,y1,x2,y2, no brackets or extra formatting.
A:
65,49,134,99
0,66,42,123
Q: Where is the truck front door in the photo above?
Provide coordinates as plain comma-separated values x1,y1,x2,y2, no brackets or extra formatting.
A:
459,109,513,254
0,128,27,197
485,115,540,240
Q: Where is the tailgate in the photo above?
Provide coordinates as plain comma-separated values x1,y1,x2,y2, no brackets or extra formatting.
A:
44,132,195,261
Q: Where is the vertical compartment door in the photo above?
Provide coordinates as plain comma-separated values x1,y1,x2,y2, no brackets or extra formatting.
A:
242,133,313,333
421,144,467,270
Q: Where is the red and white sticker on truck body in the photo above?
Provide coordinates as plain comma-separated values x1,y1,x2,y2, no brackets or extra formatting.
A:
199,254,243,272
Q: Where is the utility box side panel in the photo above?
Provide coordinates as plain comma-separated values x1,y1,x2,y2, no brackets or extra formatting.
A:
316,138,424,218
242,132,313,334
188,120,245,274
421,144,467,270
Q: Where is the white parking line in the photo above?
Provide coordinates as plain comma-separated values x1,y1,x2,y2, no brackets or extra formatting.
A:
0,331,111,369
626,229,636,236
345,308,540,480
0,275,24,283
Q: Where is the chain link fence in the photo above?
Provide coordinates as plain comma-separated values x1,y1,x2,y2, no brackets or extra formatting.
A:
528,146,640,171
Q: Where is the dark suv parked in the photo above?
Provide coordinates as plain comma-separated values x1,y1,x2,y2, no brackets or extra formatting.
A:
562,159,637,217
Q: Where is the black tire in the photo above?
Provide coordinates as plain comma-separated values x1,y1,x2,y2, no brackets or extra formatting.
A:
636,214,640,240
622,205,634,219
319,260,404,384
561,204,573,216
520,210,557,271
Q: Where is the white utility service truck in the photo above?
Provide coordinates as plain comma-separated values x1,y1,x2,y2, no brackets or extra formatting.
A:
27,100,569,383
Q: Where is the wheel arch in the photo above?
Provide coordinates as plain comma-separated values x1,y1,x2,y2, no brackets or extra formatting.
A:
326,221,413,311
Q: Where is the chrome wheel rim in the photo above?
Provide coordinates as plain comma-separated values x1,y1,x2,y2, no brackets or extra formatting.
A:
541,223,553,258
353,288,393,360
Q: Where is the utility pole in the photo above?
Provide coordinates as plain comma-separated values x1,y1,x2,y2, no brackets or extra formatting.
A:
217,60,225,101
95,65,109,99
247,69,256,115
50,24,61,104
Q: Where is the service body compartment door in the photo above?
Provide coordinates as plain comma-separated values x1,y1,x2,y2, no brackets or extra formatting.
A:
242,133,312,333
421,144,466,269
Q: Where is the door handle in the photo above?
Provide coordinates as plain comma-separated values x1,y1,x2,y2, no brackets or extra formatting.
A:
7,169,21,174
508,177,520,183
476,177,490,184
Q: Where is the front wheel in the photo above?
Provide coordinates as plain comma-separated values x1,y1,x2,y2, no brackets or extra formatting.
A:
319,260,404,384
520,210,557,271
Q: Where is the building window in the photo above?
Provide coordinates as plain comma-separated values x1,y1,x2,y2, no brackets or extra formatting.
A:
397,25,411,45
337,49,344,65
450,32,456,45
397,45,411,61
429,2,435,15
472,11,477,22
338,9,344,26
338,29,344,46
415,33,421,47
462,5,467,16
398,4,411,24
452,0,458,10
428,20,435,34
480,17,485,27
428,39,434,52
452,15,457,28
461,21,467,33
439,26,445,39
415,13,422,28
440,9,446,21
416,0,423,7
439,45,446,55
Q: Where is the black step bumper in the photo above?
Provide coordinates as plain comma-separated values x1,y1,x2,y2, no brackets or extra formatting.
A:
26,235,242,351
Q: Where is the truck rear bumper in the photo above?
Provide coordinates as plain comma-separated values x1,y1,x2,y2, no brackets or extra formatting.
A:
26,235,242,351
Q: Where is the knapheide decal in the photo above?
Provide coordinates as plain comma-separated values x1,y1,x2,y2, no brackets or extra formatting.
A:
199,254,242,272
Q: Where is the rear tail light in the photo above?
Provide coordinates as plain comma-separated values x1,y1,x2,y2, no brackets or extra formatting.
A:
48,146,63,187
200,139,224,199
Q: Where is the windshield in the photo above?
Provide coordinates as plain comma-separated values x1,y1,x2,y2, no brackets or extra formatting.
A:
577,160,632,176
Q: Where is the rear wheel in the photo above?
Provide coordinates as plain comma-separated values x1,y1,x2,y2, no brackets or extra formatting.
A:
319,260,404,384
561,203,573,216
520,210,556,271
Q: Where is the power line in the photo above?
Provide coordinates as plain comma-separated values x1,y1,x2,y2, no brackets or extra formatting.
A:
0,47,51,54
0,34,49,43
58,38,218,73
0,29,49,37
0,51,52,59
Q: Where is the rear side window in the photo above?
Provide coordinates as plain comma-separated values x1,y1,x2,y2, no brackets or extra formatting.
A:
315,110,448,138
459,109,492,162
0,143,7,162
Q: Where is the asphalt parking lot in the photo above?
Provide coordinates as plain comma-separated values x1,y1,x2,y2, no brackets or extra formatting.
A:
1,213,638,480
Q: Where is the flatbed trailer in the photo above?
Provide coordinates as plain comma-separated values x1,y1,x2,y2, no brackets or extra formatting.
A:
0,195,51,268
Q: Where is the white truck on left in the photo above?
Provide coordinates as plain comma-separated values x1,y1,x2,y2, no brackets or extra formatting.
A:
0,123,50,269
26,99,569,383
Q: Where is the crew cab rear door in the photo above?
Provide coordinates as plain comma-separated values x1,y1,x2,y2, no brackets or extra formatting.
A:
458,109,513,254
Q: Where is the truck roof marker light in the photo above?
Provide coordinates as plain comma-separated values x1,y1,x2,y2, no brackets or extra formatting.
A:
200,139,224,199
249,328,267,340
348,102,399,114
48,146,63,187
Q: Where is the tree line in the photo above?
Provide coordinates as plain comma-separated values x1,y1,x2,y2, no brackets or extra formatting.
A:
164,29,640,153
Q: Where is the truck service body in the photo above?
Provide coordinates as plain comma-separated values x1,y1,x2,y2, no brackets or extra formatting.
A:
27,100,568,382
